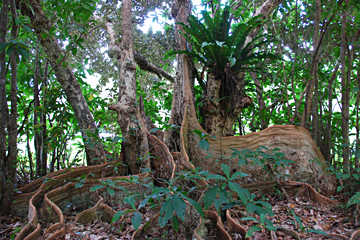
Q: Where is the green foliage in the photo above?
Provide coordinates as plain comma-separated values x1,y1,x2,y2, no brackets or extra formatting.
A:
347,192,360,208
170,6,279,77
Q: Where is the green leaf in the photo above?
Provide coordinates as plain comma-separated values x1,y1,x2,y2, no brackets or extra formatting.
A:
124,195,136,210
215,41,225,47
242,216,259,223
0,42,10,52
6,45,14,56
246,226,262,238
307,229,330,237
228,181,247,204
23,25,33,33
40,33,48,39
71,47,77,56
159,199,174,227
221,164,230,179
204,187,218,209
201,42,213,48
75,182,83,188
112,211,124,223
172,195,186,221
132,212,142,230
199,139,209,150
172,216,179,232
184,197,204,217
18,46,29,59
347,192,360,208
206,174,227,181
107,187,115,195
90,185,105,192
230,171,248,180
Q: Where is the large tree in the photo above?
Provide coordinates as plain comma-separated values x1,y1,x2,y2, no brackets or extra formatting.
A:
4,0,360,238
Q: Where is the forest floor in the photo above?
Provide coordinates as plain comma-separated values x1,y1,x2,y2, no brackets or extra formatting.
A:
0,194,359,240
0,193,357,240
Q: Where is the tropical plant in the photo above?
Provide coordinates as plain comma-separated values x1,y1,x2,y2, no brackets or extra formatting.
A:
174,6,278,77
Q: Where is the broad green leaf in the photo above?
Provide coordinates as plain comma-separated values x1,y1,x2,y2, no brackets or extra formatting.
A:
230,171,248,180
242,216,259,223
18,46,29,59
172,216,179,232
0,42,10,51
124,195,136,210
347,192,360,207
75,182,83,188
172,195,186,221
90,185,105,192
206,174,227,181
199,139,209,150
185,197,204,217
221,164,230,179
107,187,115,195
204,187,218,209
228,181,247,204
246,226,262,238
159,199,174,227
112,211,124,223
132,212,142,230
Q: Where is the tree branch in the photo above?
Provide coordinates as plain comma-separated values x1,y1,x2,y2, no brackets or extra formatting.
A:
133,51,174,83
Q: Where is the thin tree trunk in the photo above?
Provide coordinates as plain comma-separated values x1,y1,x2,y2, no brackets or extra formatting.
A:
26,126,34,180
340,0,350,168
301,0,321,128
250,72,267,130
0,0,10,202
1,0,18,215
34,39,44,177
356,68,360,171
324,63,339,163
41,60,49,174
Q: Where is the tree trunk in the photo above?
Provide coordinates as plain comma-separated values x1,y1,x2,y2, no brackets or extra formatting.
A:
41,60,49,175
163,0,194,152
17,0,106,165
356,67,360,171
323,63,339,163
1,0,18,215
107,0,150,174
0,0,10,205
301,0,321,129
33,39,45,177
340,0,350,168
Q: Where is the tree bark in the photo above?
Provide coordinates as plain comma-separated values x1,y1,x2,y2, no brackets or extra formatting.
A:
250,71,268,130
356,67,360,171
106,0,150,174
33,39,45,177
1,0,18,215
340,0,350,168
324,63,339,163
17,0,106,165
0,0,10,205
41,60,49,175
301,0,321,129
163,0,194,151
